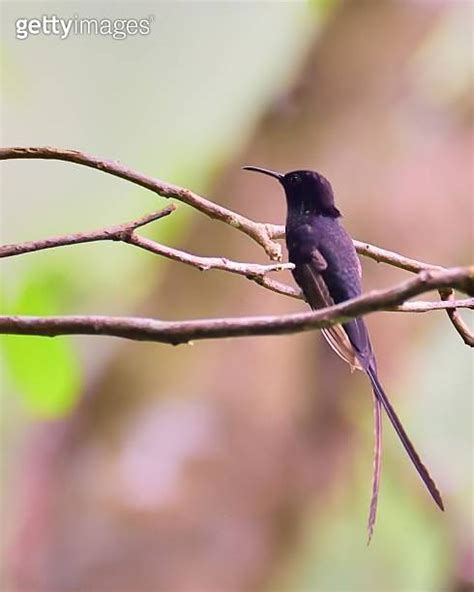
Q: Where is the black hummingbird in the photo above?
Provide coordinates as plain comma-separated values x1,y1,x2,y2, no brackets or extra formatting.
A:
243,165,444,541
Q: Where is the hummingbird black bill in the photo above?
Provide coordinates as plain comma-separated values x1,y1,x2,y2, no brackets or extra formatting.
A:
242,165,284,181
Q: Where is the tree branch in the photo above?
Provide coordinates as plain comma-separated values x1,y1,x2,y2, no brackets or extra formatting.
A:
439,290,474,347
0,205,297,299
268,226,444,274
1,146,472,345
0,146,457,273
0,146,283,261
2,210,471,311
1,267,472,345
393,299,474,313
0,205,176,257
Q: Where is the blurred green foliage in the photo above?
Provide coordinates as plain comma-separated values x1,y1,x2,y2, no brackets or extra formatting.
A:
1,268,80,417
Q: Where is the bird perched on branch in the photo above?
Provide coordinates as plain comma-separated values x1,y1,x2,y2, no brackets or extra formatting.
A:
243,165,444,542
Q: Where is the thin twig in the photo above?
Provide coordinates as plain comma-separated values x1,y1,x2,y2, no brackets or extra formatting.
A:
269,226,443,273
439,291,474,347
126,235,296,295
0,206,297,299
1,267,472,345
352,240,442,273
0,146,462,274
0,146,283,260
0,206,176,257
394,299,474,313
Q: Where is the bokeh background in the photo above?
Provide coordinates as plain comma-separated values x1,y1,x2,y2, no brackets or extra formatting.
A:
1,1,473,591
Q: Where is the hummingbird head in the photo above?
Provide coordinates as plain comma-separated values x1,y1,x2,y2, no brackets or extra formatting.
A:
243,166,340,217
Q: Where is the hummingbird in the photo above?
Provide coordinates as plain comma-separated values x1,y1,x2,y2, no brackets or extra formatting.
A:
243,165,444,541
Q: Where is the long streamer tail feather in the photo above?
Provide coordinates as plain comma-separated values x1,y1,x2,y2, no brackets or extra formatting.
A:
366,366,444,512
367,394,383,544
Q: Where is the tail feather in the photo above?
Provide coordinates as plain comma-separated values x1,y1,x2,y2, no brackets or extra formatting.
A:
366,366,444,512
367,395,382,545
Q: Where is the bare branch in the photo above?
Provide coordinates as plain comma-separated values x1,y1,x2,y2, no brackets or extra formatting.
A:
126,234,296,295
1,267,472,345
352,240,442,273
394,299,474,313
0,146,462,274
439,291,474,347
0,205,176,257
0,146,283,260
0,206,297,299
268,225,443,273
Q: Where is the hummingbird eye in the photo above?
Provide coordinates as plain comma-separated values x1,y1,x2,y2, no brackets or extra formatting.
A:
289,173,301,184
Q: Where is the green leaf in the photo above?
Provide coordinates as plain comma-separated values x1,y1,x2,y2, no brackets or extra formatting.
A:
1,269,81,418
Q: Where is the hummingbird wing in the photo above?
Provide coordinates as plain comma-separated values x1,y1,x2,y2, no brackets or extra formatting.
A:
292,250,362,371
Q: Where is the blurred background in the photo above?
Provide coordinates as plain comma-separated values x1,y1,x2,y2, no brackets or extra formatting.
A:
1,1,472,591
